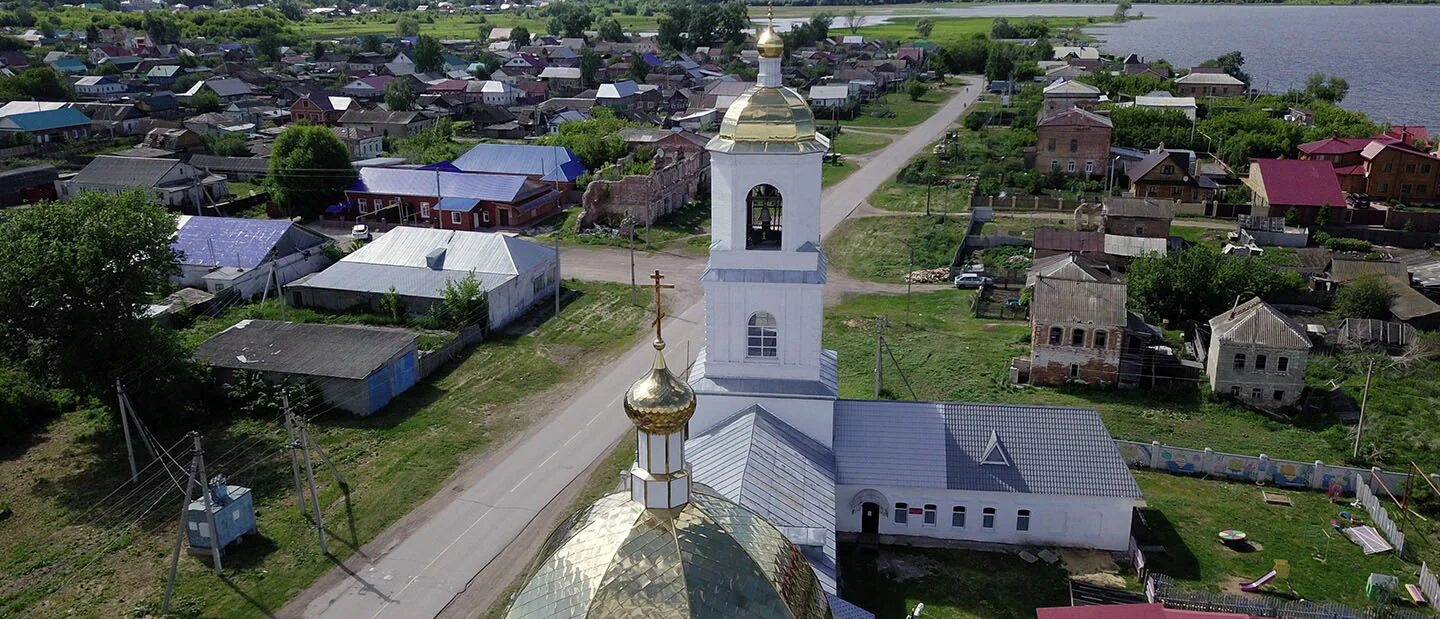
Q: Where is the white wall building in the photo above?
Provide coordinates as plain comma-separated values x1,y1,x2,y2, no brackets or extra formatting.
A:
1206,297,1312,408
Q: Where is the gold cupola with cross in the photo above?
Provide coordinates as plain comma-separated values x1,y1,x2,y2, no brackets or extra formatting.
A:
713,5,826,150
502,270,834,619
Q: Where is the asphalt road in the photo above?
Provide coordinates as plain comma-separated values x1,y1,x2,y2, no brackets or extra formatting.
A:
286,77,984,619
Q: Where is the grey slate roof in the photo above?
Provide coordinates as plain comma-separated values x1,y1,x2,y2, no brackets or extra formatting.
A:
833,399,1142,499
1208,297,1311,349
194,319,417,380
1031,276,1128,327
70,155,182,188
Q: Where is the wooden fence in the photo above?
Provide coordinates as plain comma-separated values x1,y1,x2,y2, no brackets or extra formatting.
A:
1149,574,1431,619
1420,562,1440,608
1355,472,1407,556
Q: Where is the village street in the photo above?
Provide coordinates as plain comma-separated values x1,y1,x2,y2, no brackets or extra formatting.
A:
285,77,984,619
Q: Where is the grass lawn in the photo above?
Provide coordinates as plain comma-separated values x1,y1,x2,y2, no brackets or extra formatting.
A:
823,215,968,283
831,130,893,156
1135,470,1436,608
838,543,1070,619
1172,224,1228,249
845,85,956,129
542,200,709,252
856,15,1092,44
295,13,659,41
822,159,861,186
869,178,971,213
821,289,1353,463
0,281,648,618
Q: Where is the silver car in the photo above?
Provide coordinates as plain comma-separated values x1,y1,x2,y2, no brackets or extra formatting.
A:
953,273,992,289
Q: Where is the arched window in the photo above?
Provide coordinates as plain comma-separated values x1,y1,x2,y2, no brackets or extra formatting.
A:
923,504,937,525
747,312,778,358
951,506,966,527
746,184,782,250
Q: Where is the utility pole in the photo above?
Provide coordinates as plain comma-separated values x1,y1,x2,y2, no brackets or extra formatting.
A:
553,233,561,317
298,415,328,554
906,245,914,325
873,315,887,399
117,378,140,482
163,441,199,614
284,394,307,515
1353,359,1375,460
629,225,637,303
193,432,222,576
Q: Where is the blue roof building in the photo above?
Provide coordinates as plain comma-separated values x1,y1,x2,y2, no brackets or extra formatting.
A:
49,57,87,74
0,108,91,143
171,215,331,298
450,143,586,184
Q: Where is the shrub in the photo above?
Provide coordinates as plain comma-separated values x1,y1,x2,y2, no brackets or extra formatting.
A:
1324,237,1372,253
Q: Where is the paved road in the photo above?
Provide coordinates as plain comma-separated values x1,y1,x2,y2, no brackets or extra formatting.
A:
288,77,984,619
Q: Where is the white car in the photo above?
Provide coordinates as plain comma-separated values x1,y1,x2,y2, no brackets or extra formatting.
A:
954,273,992,289
352,224,371,241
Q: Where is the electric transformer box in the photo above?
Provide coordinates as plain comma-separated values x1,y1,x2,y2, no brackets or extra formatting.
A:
185,484,256,555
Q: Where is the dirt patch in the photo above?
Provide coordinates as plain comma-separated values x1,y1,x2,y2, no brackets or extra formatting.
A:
875,549,940,583
1059,549,1125,588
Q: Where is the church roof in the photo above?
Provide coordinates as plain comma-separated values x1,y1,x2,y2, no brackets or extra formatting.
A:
833,400,1142,499
689,348,839,399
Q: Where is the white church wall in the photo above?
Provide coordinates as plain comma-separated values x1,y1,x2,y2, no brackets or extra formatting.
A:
835,484,1134,551
702,281,825,381
708,150,825,253
691,392,835,448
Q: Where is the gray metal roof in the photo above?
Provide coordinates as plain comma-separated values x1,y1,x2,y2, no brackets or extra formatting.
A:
71,155,181,188
1103,196,1173,220
1030,276,1128,327
194,319,417,380
288,261,512,300
342,227,553,275
689,348,839,398
834,400,1142,499
1208,297,1311,349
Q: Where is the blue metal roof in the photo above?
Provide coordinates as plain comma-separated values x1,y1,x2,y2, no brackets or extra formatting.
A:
450,144,586,182
436,197,480,211
1,108,90,131
350,167,529,202
172,217,324,269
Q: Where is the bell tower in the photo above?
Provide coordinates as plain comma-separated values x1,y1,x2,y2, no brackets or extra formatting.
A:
689,14,838,447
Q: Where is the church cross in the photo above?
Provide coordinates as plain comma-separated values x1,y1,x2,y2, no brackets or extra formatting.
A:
648,269,675,341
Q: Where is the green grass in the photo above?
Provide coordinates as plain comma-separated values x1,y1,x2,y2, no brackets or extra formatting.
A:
1172,224,1228,249
1135,470,1437,608
0,281,648,618
838,543,1069,619
823,215,967,282
856,15,1092,44
869,179,971,213
831,131,893,155
294,13,660,41
822,159,861,186
821,290,1353,463
845,86,956,129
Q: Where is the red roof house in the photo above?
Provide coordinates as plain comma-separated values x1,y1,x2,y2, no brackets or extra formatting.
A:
1383,125,1430,146
1037,603,1251,619
1249,159,1346,208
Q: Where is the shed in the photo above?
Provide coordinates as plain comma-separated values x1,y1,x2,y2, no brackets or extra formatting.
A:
194,320,420,416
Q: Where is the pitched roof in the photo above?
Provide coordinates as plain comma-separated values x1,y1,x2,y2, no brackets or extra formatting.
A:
194,319,417,380
833,400,1141,498
187,154,266,174
538,66,581,80
1208,297,1311,349
339,109,424,125
451,143,586,182
1385,275,1440,321
70,155,183,187
1125,151,1190,183
350,167,532,203
1027,253,1115,287
1250,159,1345,208
1104,196,1174,219
1042,79,1101,96
1176,72,1245,86
1033,228,1104,253
1037,106,1112,129
1298,136,1378,156
172,215,325,268
1328,257,1407,283
201,77,254,97
0,107,90,131
597,80,641,99
339,226,553,275
1032,276,1128,326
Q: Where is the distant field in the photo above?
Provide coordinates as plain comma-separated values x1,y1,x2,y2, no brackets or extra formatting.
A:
295,13,660,41
855,15,1092,43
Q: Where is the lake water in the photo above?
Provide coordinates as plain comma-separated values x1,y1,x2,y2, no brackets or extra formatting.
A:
782,4,1440,131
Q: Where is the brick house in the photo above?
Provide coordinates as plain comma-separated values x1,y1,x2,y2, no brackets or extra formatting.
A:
1173,72,1246,97
290,94,353,126
1126,150,1217,203
1029,271,1129,386
1035,107,1112,177
1298,135,1440,202
1102,197,1173,238
1246,158,1386,225
1205,297,1311,408
344,166,562,230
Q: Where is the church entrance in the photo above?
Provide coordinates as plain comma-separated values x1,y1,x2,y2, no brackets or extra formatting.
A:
860,503,879,535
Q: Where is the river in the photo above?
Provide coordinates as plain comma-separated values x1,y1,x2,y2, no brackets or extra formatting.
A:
780,4,1440,131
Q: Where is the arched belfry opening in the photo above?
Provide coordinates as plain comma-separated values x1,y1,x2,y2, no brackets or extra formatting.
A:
746,184,783,250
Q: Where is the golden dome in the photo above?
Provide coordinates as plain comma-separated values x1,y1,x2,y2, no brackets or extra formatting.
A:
717,86,818,143
756,25,784,58
623,340,696,434
505,490,833,619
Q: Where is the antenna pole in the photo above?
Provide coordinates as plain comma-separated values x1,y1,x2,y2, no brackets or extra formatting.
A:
194,432,222,576
162,442,199,613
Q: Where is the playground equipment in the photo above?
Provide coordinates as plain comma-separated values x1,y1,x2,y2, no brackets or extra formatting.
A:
1241,559,1293,594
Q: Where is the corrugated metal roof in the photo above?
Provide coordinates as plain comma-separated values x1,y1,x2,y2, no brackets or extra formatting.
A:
341,227,552,275
194,319,417,380
1103,234,1169,257
0,107,90,131
351,167,530,202
1104,196,1174,220
1208,297,1311,349
689,348,839,398
834,399,1141,498
1027,253,1114,287
173,216,324,269
827,595,875,619
451,143,586,182
289,261,512,299
1031,276,1128,326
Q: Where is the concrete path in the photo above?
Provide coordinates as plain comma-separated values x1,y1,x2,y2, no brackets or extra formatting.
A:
285,76,984,619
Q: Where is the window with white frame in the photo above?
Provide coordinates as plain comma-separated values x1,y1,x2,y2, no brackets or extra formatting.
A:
420,202,431,218
951,506,966,527
1016,509,1031,531
450,211,462,225
982,507,996,529
1084,160,1094,174
747,312,778,358
894,503,908,524
923,504,937,525
1067,160,1077,173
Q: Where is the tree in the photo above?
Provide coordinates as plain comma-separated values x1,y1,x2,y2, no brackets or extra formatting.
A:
1304,73,1349,104
429,273,489,330
990,17,1019,39
1127,245,1304,324
843,8,865,34
512,25,531,47
0,190,194,411
0,67,72,101
191,89,221,113
396,15,420,37
361,33,385,54
984,43,1019,82
1113,0,1133,22
1336,274,1397,320
268,124,357,219
579,49,602,88
809,14,833,41
96,62,122,76
413,34,443,73
914,18,934,38
143,11,181,44
906,80,927,102
207,132,250,157
392,120,463,164
598,18,625,42
546,1,593,38
535,107,631,170
312,41,326,61
1201,50,1250,85
385,78,416,111
627,57,649,83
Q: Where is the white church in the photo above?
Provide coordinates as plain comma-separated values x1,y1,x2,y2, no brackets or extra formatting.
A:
681,19,1142,597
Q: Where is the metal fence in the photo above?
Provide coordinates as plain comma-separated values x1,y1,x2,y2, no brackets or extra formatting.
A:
1149,574,1432,619
1421,563,1440,607
1355,472,1407,557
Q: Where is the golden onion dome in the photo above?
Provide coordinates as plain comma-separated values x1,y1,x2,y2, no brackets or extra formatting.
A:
756,25,784,58
623,339,696,434
717,86,818,143
505,490,833,619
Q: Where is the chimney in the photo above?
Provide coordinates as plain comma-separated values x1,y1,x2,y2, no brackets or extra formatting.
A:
425,247,446,270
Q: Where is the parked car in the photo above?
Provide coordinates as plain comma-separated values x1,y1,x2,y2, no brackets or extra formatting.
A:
352,224,371,241
954,273,992,289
